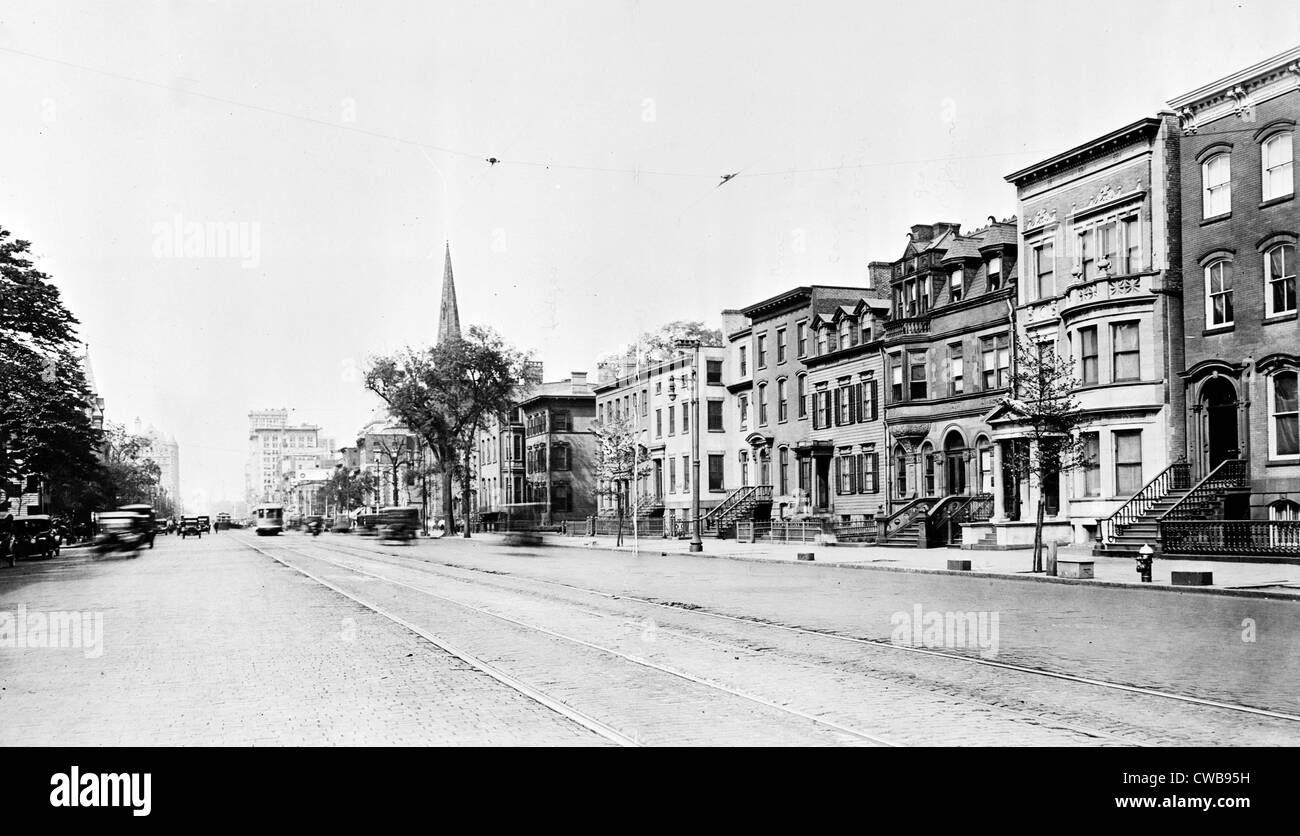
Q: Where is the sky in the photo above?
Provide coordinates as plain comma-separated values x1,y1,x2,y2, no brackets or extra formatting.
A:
1,0,1297,510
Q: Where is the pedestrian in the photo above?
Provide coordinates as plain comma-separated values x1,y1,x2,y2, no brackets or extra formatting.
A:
0,501,14,567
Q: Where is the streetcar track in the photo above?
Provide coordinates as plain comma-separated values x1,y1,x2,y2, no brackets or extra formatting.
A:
280,536,1151,745
243,534,899,746
280,533,1300,731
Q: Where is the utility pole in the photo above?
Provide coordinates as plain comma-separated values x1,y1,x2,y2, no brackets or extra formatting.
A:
673,338,704,553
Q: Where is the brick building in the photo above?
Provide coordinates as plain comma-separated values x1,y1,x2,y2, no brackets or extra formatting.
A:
879,220,1018,547
1164,46,1300,553
520,373,597,526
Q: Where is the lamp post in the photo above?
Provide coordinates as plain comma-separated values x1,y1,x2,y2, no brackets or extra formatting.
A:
671,338,704,553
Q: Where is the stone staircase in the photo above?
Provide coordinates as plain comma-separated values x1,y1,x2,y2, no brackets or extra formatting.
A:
1094,459,1248,558
1093,488,1192,557
701,485,772,538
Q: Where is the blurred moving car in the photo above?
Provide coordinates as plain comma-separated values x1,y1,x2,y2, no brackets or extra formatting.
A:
197,515,212,534
331,515,352,533
93,512,150,556
14,515,60,559
356,513,379,537
305,515,324,536
118,504,157,549
378,507,419,543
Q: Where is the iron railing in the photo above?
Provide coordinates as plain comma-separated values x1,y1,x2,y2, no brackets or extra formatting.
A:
701,485,772,532
1158,459,1250,523
880,497,933,544
738,520,821,543
832,522,879,543
1099,461,1192,544
926,493,993,546
1161,520,1300,557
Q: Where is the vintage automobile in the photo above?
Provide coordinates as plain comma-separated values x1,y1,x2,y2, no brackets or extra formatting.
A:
378,507,419,543
197,515,212,534
118,504,157,549
304,515,324,536
180,516,203,539
356,513,379,537
14,515,61,559
93,511,150,556
155,518,169,536
331,515,352,533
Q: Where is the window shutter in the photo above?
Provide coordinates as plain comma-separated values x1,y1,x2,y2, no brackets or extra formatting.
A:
835,456,842,494
848,385,858,424
848,457,857,494
871,452,880,493
833,390,842,426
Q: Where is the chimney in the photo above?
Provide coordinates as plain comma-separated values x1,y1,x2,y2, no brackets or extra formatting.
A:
721,308,748,337
909,224,934,243
867,261,893,290
523,361,544,385
932,221,962,238
570,372,588,392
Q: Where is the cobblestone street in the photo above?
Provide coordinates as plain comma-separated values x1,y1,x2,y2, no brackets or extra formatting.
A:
3,530,1298,746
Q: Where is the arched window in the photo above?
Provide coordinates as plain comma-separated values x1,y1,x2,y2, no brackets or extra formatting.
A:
757,382,769,426
1270,370,1299,460
1202,152,1231,218
777,378,788,422
778,446,789,495
1262,132,1294,201
797,373,808,419
1265,243,1296,318
1205,259,1234,328
838,318,853,349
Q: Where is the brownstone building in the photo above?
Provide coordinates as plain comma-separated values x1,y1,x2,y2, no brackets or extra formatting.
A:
1164,46,1300,555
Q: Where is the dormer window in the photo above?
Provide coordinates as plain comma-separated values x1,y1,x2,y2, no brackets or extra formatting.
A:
838,318,853,349
949,268,964,302
987,256,1002,291
816,327,828,356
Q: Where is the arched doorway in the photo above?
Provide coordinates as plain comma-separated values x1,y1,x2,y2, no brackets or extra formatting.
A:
944,431,967,496
1202,377,1240,471
920,442,935,495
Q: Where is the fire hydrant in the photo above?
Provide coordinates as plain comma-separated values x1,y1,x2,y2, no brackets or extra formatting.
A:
1136,543,1154,583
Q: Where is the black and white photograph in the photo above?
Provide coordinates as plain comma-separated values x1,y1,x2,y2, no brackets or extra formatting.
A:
1,0,1297,813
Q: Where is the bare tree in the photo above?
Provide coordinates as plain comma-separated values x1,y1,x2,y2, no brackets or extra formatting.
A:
591,413,652,546
1005,338,1091,573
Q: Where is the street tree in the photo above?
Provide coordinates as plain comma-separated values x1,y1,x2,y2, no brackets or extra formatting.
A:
599,320,724,370
365,325,528,538
319,467,376,517
0,226,104,511
590,413,652,546
1005,338,1091,573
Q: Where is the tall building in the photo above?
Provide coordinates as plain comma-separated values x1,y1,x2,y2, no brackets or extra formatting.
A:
245,409,326,506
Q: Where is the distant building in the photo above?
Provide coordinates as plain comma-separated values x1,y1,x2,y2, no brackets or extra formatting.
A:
245,409,328,507
520,373,597,526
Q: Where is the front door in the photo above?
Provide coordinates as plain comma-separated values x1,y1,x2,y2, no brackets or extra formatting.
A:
653,460,663,499
1204,377,1239,471
945,454,965,496
814,458,830,512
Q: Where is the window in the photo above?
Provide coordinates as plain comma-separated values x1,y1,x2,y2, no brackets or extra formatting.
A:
981,335,1010,390
1034,241,1055,299
776,329,787,364
1111,322,1140,381
1078,228,1094,282
838,452,854,494
668,457,676,493
757,334,768,368
1205,259,1234,327
796,322,807,357
682,403,689,434
1266,243,1296,317
1121,216,1141,274
551,444,570,471
814,388,830,429
706,359,723,385
1080,326,1099,385
777,379,788,422
1202,153,1231,218
668,405,676,435
1271,371,1299,458
707,400,724,432
859,379,877,422
1082,433,1100,497
837,384,852,425
894,446,907,496
655,381,662,395
948,343,964,396
797,374,807,419
890,354,903,402
864,451,879,493
986,257,1001,292
779,447,789,495
839,319,854,350
551,484,572,513
816,327,828,355
908,350,927,400
738,394,749,429
918,278,930,315
949,268,964,302
758,383,769,426
738,346,747,378
922,445,935,495
1099,222,1119,274
655,409,662,437
641,390,648,416
682,455,690,492
1262,132,1294,201
708,455,725,491
1114,430,1143,495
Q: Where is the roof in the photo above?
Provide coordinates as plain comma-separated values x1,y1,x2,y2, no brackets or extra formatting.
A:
1005,117,1163,186
519,378,596,404
940,237,983,262
740,285,871,320
1167,44,1300,109
977,223,1018,250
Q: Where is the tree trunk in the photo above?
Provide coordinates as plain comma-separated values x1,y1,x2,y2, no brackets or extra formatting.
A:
461,448,473,539
1033,495,1046,573
441,454,454,536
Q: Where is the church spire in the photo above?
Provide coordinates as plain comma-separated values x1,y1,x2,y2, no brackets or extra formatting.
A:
437,241,461,345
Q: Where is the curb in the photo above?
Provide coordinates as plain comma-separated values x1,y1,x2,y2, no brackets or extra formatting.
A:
511,536,1300,602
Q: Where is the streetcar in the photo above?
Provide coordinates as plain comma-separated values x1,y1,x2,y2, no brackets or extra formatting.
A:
253,503,285,536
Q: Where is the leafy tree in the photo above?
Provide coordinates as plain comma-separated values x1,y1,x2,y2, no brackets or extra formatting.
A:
365,326,528,538
319,467,376,516
1004,338,1091,573
591,413,652,546
599,320,724,371
0,227,104,510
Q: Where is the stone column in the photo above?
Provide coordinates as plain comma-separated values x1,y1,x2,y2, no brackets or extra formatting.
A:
991,440,1007,522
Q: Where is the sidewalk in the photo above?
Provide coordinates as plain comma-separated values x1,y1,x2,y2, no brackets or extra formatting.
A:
481,532,1300,599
